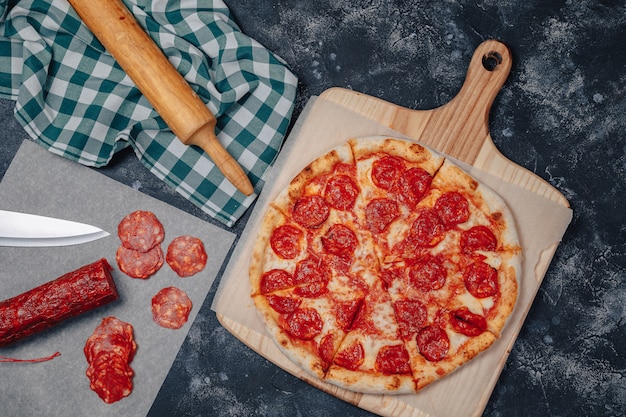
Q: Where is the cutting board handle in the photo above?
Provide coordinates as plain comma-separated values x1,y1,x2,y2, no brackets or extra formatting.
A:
393,39,512,163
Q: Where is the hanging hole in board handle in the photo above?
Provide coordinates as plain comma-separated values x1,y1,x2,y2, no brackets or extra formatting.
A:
482,51,503,71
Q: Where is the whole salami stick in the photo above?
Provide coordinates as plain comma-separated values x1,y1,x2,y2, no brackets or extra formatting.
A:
0,258,118,347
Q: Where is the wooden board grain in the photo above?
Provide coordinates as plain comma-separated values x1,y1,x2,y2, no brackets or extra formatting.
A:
216,40,570,417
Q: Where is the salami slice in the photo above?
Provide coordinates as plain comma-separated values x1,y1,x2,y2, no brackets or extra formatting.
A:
166,236,208,277
151,287,193,329
0,259,118,347
84,317,136,404
292,195,330,228
375,344,411,375
417,325,450,362
118,210,165,253
116,244,164,279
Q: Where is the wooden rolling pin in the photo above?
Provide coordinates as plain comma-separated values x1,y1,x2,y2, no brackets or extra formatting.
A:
67,0,254,196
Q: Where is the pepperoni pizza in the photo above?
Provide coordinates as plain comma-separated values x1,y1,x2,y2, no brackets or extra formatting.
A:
249,136,521,394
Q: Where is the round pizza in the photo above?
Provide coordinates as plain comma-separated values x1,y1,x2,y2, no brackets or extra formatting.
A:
249,136,522,394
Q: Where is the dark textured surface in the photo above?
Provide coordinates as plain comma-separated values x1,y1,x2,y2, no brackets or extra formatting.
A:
1,1,625,416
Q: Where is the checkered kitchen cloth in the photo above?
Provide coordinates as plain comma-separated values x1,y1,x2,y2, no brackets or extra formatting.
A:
0,0,297,227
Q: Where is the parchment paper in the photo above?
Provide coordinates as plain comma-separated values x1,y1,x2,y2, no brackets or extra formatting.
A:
212,96,573,416
0,140,235,416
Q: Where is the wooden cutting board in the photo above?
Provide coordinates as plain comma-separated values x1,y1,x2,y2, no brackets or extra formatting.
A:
216,40,570,416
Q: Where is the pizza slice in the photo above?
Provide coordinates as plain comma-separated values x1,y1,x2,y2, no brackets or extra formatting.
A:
324,279,416,394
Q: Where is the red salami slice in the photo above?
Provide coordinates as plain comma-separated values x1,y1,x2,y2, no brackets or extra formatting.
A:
396,167,432,206
408,255,447,291
270,225,303,259
365,198,399,234
166,236,208,277
116,244,164,279
0,259,118,347
118,210,165,253
281,307,323,340
450,307,487,337
260,269,294,294
292,195,330,228
334,342,364,370
460,225,498,254
375,344,411,375
417,325,450,362
324,174,359,210
463,261,499,298
151,287,193,329
394,299,428,339
434,192,470,228
371,156,405,190
321,224,358,256
407,208,446,248
84,317,136,404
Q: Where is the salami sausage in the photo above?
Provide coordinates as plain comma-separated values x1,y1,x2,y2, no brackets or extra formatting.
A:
434,192,470,228
417,325,450,362
408,255,447,291
371,156,405,190
118,210,165,253
324,174,359,210
0,259,118,347
292,195,330,228
365,198,399,234
334,342,364,370
84,317,136,404
375,344,411,375
270,225,303,259
166,235,208,277
151,287,193,329
460,225,497,254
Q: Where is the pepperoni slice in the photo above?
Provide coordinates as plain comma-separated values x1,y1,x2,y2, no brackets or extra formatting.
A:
294,256,331,285
151,287,193,329
463,261,499,298
396,167,432,206
325,175,359,210
417,325,450,362
371,156,405,190
375,344,411,374
335,299,363,331
270,225,304,259
166,236,208,277
266,295,302,314
116,244,164,279
321,224,358,256
318,333,335,364
292,195,330,228
407,208,446,248
118,210,164,253
434,192,470,228
365,198,400,234
260,269,294,294
394,299,428,339
450,307,487,337
282,308,323,340
334,342,364,370
460,225,497,254
408,255,447,291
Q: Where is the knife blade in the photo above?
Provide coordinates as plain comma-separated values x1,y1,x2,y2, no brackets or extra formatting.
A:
0,210,109,247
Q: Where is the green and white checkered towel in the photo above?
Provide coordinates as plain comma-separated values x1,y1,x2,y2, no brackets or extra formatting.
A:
0,0,297,227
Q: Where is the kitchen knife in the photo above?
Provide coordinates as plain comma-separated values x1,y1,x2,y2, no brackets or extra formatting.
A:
0,210,109,247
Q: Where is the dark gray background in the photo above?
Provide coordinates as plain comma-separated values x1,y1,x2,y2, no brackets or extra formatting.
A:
1,1,624,416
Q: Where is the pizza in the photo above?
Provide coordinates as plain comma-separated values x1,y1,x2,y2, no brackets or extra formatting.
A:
249,136,521,394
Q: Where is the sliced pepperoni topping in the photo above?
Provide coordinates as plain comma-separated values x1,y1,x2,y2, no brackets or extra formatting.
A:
292,195,330,228
460,225,497,254
334,342,364,370
463,261,499,298
396,167,432,206
166,236,208,277
407,208,446,248
417,325,450,362
365,198,400,234
335,299,363,331
151,287,193,329
318,333,335,365
371,156,405,190
118,210,164,253
325,175,359,210
321,224,358,256
394,299,428,339
434,191,470,228
260,269,294,294
266,294,302,314
281,308,323,340
375,344,411,375
450,307,487,337
294,280,329,298
294,256,331,286
408,255,447,291
270,225,304,259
